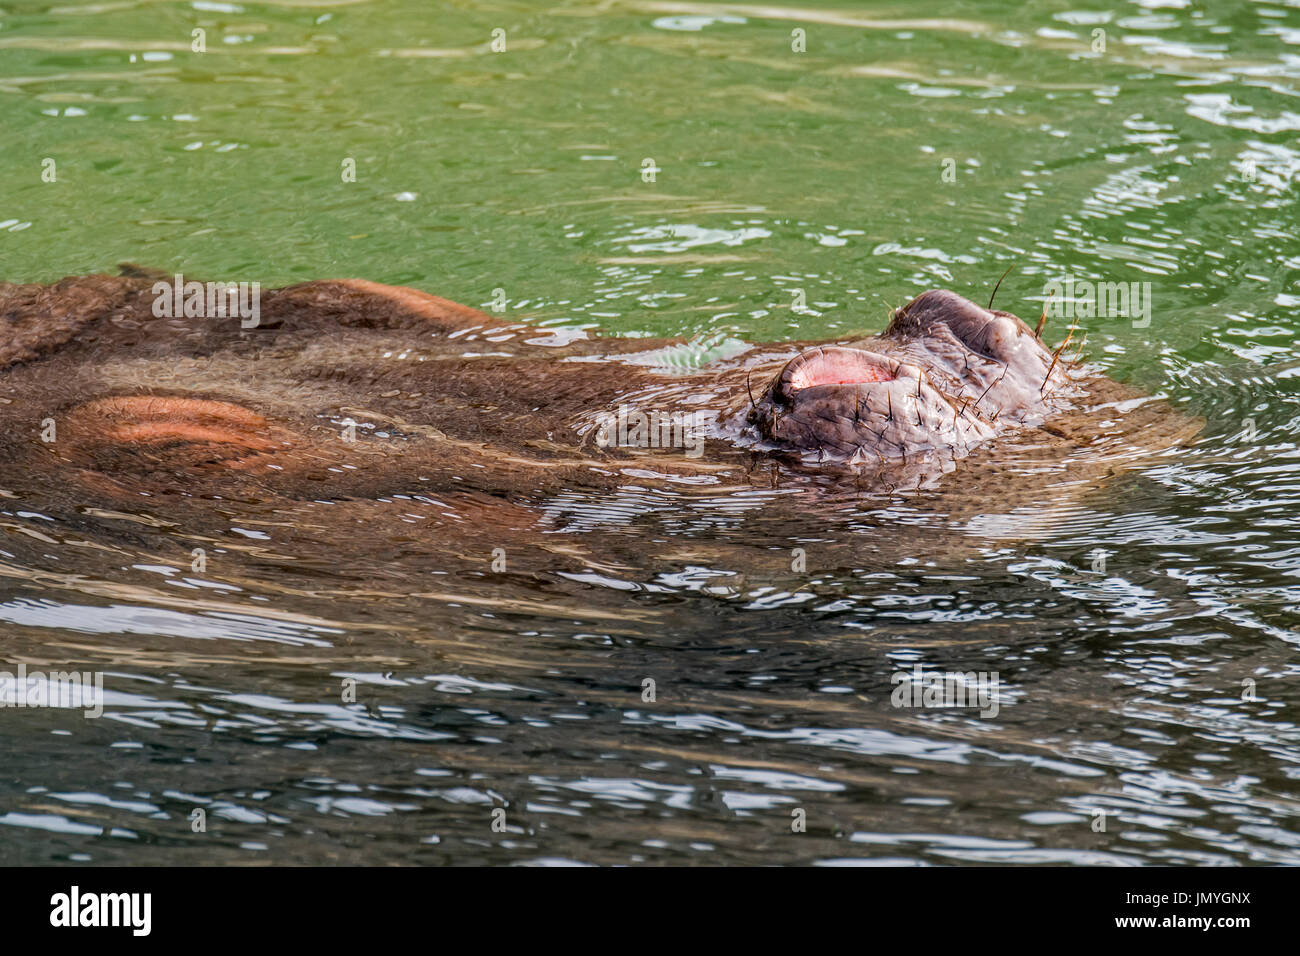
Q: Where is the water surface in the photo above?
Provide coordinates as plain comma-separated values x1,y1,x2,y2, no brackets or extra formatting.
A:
2,0,1300,865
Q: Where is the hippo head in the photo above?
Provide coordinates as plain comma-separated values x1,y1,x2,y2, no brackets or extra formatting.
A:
747,290,1072,466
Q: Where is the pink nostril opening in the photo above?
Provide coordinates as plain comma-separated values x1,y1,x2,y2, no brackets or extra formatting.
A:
788,352,895,390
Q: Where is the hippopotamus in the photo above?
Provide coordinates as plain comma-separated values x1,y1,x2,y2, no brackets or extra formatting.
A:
0,270,1199,604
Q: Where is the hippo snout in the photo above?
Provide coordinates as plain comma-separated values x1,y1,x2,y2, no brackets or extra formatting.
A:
751,345,994,462
748,289,1069,464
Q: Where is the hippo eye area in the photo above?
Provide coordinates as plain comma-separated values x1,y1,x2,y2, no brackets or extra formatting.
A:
62,396,290,472
888,289,1032,366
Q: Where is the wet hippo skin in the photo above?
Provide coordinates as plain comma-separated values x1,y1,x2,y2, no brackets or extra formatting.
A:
0,272,1200,598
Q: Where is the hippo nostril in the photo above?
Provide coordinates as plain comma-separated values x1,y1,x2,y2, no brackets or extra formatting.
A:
783,347,896,393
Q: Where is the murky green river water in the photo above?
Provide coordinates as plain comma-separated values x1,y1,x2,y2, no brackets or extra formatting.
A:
2,0,1300,865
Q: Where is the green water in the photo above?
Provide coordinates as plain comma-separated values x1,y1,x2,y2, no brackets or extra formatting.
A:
6,0,1293,370
3,0,1300,865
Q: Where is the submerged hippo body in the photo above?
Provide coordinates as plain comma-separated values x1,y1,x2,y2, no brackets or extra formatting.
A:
0,272,1198,603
